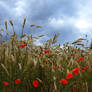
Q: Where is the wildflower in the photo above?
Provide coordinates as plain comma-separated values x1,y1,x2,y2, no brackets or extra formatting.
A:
72,54,77,57
66,73,73,79
74,88,76,92
72,68,79,75
3,81,9,86
84,66,88,70
80,66,88,72
59,79,68,85
15,79,21,84
19,43,26,48
76,56,84,62
52,65,57,69
80,69,85,72
33,80,39,87
43,50,51,53
57,82,60,86
38,56,42,58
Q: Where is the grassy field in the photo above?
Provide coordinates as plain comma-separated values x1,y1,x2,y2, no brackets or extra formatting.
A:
0,19,92,92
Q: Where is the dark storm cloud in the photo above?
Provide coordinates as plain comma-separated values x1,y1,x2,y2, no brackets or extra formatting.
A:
26,0,80,22
0,0,79,27
0,0,92,45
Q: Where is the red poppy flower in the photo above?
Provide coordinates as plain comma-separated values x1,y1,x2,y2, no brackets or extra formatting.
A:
39,56,42,58
15,79,21,84
33,80,39,87
74,88,76,92
52,65,57,69
57,82,60,86
66,73,73,79
80,69,85,72
72,54,77,57
59,79,68,85
43,50,51,53
72,68,79,75
19,44,26,48
3,81,9,86
72,54,75,56
84,66,88,70
76,56,84,62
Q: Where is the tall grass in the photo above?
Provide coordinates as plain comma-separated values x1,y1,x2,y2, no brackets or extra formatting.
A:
0,18,92,92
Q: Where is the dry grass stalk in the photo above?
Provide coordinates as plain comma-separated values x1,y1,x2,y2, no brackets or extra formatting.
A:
5,21,7,30
9,20,13,26
22,18,26,29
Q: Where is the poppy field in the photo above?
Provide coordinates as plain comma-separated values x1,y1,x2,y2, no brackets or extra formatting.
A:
0,19,92,92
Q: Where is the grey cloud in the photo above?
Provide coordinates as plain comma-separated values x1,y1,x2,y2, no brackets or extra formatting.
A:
0,0,92,46
26,0,80,22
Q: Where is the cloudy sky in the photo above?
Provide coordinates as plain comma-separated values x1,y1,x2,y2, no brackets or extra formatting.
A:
0,0,92,46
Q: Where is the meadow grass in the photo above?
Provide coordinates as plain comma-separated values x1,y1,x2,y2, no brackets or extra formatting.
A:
0,19,92,92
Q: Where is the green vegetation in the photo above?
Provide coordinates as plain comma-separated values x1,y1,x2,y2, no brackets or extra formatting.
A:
0,18,92,92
